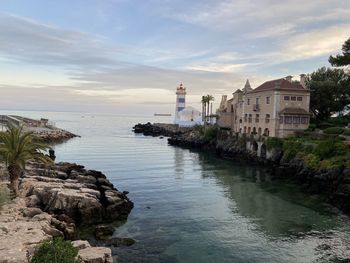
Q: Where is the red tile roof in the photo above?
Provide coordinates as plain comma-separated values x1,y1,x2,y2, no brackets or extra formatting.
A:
249,78,309,94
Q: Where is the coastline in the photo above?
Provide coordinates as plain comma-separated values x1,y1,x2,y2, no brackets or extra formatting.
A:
133,122,350,216
0,161,133,262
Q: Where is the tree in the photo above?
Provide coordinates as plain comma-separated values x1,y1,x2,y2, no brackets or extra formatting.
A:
204,94,214,120
329,38,350,67
0,127,53,197
307,67,350,121
201,96,207,122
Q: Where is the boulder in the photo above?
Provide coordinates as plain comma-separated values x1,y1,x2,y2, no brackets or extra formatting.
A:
78,247,113,263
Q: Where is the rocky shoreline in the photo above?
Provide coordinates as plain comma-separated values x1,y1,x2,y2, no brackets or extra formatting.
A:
134,122,350,216
133,122,190,137
32,128,79,143
0,161,133,263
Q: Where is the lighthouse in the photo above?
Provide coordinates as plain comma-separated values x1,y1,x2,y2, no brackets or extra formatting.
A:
175,83,186,123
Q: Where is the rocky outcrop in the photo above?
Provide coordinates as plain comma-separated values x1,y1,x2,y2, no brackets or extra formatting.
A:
33,128,79,143
22,162,133,226
133,122,191,137
0,161,133,263
0,196,114,263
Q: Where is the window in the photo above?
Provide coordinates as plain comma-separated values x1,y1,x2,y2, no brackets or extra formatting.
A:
244,114,248,122
266,96,270,104
284,96,290,101
265,114,270,123
248,114,252,123
291,96,296,101
297,97,303,101
279,117,283,124
255,114,259,123
178,107,185,112
293,117,300,124
178,98,185,103
301,117,309,124
256,98,259,105
247,98,250,105
285,116,293,124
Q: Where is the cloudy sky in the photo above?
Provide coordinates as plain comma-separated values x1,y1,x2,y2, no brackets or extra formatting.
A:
0,0,349,114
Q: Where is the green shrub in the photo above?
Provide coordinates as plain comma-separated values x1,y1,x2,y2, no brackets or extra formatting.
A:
193,125,205,136
323,127,345,135
319,155,349,170
31,238,81,263
343,129,350,136
302,153,320,170
282,139,303,161
203,126,218,141
314,139,347,159
266,137,283,150
306,124,317,131
318,122,333,129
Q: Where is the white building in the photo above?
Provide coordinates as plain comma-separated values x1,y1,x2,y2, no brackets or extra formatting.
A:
174,83,203,127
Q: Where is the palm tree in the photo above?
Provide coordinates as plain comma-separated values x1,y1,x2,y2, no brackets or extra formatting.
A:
0,127,53,197
201,96,208,122
205,95,214,123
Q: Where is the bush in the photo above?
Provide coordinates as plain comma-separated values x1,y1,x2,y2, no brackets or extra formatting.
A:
343,129,350,136
314,139,347,159
266,137,283,150
323,127,345,135
306,124,317,131
302,153,320,170
282,139,304,161
31,238,81,263
203,126,218,141
319,155,350,170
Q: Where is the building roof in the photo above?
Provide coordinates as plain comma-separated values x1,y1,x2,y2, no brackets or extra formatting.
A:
279,108,311,115
233,89,243,94
242,79,252,93
249,78,309,94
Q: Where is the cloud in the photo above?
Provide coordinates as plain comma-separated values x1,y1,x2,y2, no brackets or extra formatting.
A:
274,24,350,62
185,63,248,73
0,12,122,67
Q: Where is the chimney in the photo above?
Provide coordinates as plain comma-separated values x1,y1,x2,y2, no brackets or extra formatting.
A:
300,74,306,89
285,75,293,82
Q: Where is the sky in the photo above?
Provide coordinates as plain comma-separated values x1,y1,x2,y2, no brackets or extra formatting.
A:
0,0,349,115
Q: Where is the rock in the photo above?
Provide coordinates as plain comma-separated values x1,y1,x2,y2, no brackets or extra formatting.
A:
95,225,114,240
78,247,113,263
72,240,91,250
22,207,43,218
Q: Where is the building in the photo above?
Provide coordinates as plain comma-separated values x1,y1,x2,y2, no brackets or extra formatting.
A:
217,75,310,138
174,83,203,127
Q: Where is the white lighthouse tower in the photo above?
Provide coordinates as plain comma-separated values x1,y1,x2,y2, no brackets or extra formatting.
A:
175,83,186,124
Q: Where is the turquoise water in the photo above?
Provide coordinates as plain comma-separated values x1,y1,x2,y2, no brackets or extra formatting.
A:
2,111,350,262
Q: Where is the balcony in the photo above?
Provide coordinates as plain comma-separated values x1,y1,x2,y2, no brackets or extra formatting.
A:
253,104,260,111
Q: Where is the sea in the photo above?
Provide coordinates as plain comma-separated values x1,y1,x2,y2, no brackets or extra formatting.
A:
1,110,350,263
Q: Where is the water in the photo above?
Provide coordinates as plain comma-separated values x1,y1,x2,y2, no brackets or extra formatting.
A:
2,110,350,262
